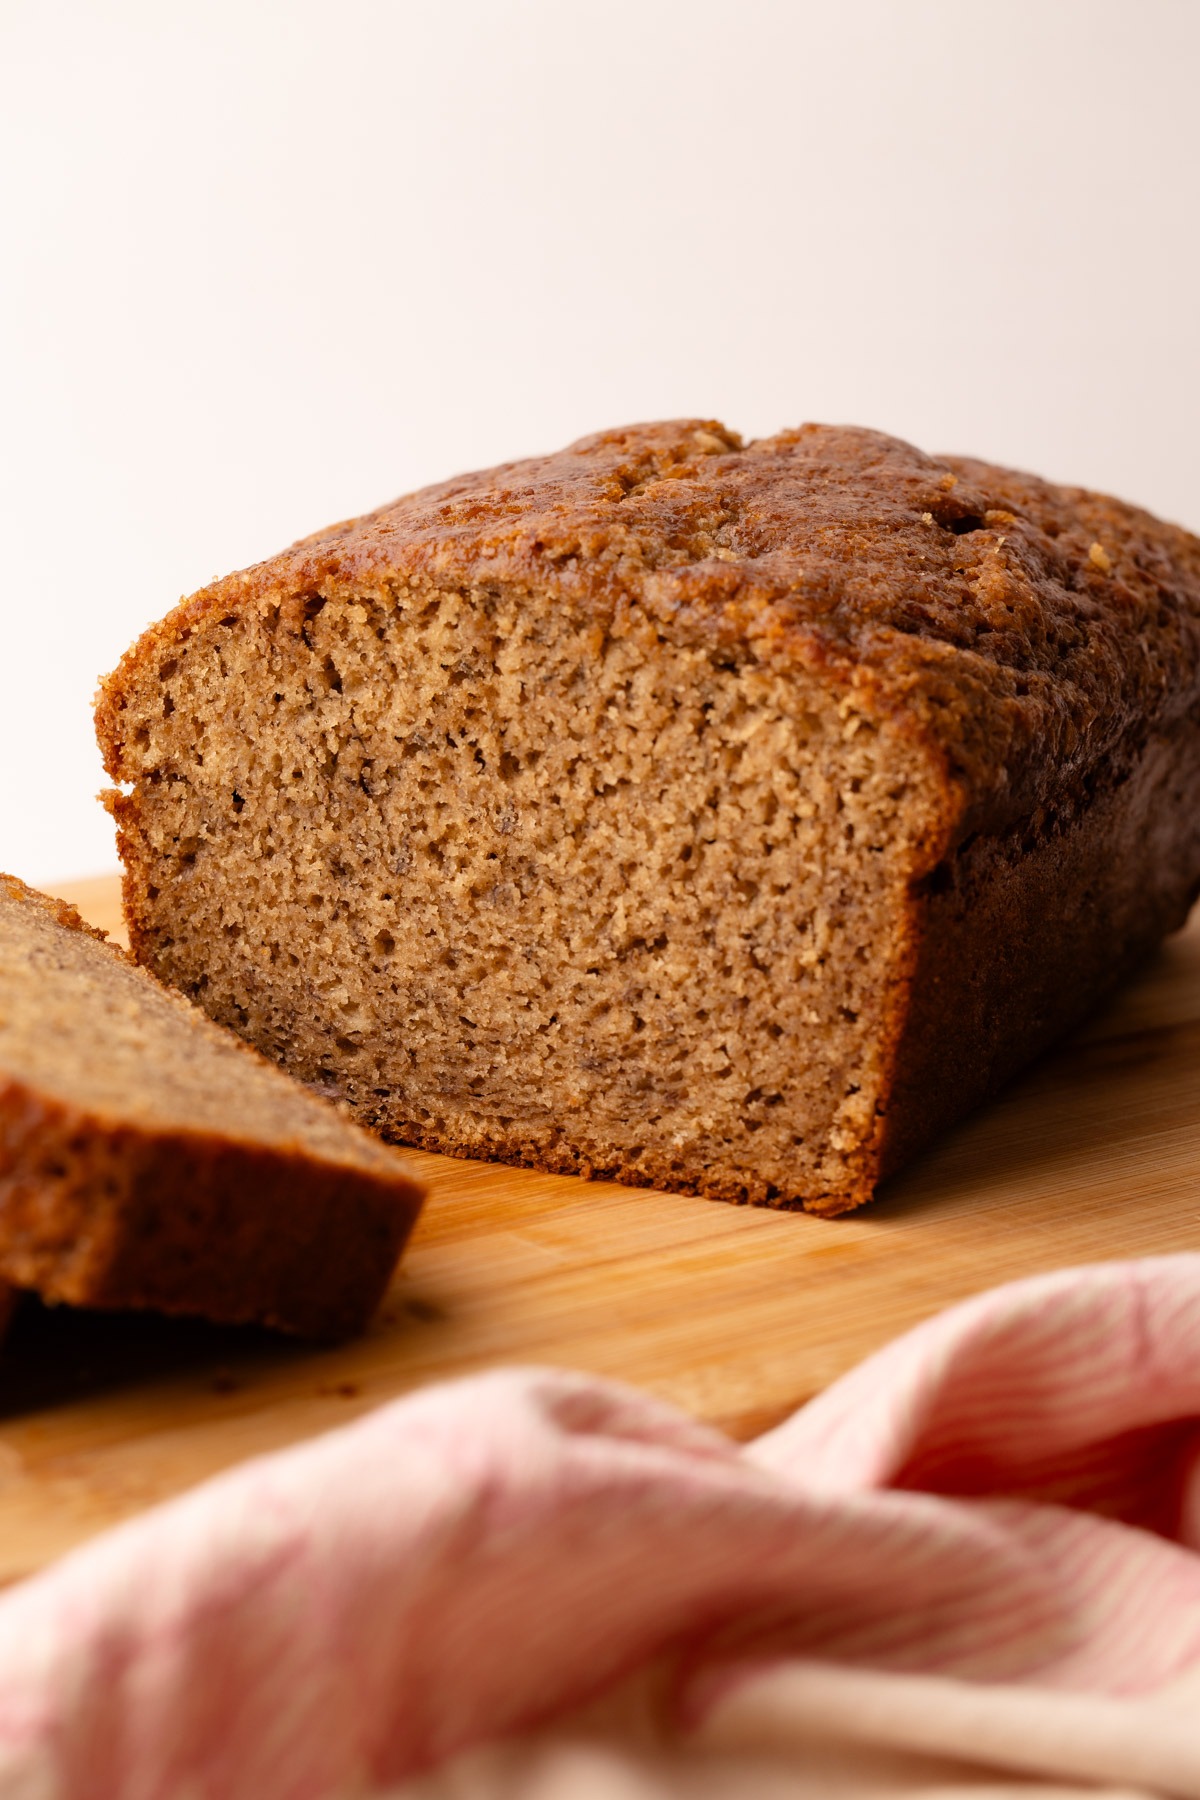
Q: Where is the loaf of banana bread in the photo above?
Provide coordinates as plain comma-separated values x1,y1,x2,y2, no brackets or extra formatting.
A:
96,422,1200,1213
0,874,424,1334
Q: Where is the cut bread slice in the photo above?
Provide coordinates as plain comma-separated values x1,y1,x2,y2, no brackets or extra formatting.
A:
0,875,424,1337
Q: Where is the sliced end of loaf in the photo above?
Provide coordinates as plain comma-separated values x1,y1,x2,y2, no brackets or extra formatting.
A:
100,580,947,1211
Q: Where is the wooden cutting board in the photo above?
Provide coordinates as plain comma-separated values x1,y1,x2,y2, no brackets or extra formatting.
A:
2,871,1199,1586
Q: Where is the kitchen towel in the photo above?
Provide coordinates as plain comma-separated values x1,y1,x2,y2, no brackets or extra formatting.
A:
3,1256,1200,1797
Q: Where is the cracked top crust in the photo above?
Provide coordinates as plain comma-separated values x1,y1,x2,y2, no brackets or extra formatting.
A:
98,420,1200,846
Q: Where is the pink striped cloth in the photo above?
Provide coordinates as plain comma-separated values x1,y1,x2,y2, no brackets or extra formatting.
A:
3,1257,1200,1797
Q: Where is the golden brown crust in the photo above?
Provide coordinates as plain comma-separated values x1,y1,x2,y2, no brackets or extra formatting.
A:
97,420,1200,851
873,717,1200,1199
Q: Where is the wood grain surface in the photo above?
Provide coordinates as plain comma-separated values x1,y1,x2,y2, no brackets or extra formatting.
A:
2,870,1199,1586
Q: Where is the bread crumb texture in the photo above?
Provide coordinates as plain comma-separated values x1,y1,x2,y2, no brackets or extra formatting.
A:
96,422,1200,1213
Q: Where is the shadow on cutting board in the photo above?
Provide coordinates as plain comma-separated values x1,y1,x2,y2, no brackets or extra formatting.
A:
0,1280,452,1424
0,1295,300,1420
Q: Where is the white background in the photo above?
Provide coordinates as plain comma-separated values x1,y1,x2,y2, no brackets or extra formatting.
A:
3,0,1199,883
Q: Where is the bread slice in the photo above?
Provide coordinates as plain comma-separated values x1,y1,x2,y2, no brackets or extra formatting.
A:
0,875,424,1336
95,421,1200,1214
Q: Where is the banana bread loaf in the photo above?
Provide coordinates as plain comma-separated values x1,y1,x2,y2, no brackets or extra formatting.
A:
0,874,424,1334
96,422,1200,1213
